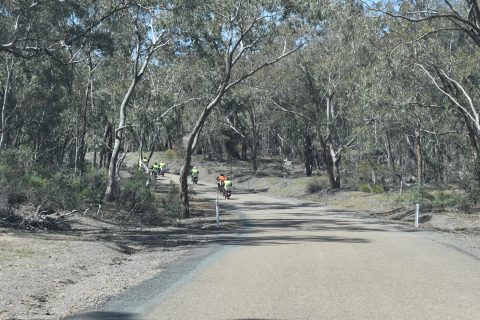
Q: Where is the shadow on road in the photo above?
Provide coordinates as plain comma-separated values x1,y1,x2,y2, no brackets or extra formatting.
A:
69,311,139,320
14,194,384,252
211,234,370,246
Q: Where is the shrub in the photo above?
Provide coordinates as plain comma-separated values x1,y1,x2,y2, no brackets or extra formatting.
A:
0,147,33,196
159,181,181,218
23,175,50,188
81,169,108,203
467,187,480,204
395,186,435,205
431,191,460,207
306,178,324,194
370,184,385,193
117,171,156,213
455,187,480,212
360,184,384,193
361,184,371,193
1,147,110,211
0,147,179,225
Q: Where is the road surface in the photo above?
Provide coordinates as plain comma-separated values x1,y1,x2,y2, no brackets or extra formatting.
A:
75,175,480,319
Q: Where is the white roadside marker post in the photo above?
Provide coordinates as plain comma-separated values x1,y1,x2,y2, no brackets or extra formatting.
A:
216,190,220,229
415,203,420,229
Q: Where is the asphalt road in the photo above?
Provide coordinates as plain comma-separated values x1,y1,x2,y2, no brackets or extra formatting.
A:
75,175,480,320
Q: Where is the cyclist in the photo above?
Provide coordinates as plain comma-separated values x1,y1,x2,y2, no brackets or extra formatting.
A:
139,156,148,169
216,173,227,192
224,177,232,192
191,166,199,178
159,161,166,171
153,162,160,175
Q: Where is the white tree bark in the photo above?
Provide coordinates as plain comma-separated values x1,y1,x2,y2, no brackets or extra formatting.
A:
104,23,169,201
0,57,13,153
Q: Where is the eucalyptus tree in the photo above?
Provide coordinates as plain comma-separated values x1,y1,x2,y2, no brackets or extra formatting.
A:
262,1,375,188
374,0,480,184
218,92,270,172
175,0,319,217
104,3,174,201
0,0,135,59
0,55,14,153
0,0,137,165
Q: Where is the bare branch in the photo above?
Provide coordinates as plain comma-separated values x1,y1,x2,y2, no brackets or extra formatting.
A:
225,116,247,140
155,96,206,122
370,7,480,42
389,28,463,56
225,40,308,92
420,129,460,135
441,70,479,125
270,99,311,121
335,137,357,156
417,64,479,128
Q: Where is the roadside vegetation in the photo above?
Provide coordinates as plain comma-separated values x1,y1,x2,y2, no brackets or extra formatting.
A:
0,147,181,229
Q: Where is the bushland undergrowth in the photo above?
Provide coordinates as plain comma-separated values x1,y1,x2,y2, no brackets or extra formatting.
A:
0,148,181,229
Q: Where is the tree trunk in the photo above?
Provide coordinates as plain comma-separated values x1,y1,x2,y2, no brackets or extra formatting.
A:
248,108,259,173
0,57,12,154
93,136,97,168
415,128,422,184
76,57,95,175
104,29,161,201
385,126,396,172
138,129,144,162
105,76,141,201
105,128,126,202
304,134,313,177
106,124,113,168
320,137,341,189
180,94,225,218
241,143,247,161
251,141,258,173
464,117,480,184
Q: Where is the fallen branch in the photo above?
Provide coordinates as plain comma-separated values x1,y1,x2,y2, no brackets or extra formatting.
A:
44,210,79,220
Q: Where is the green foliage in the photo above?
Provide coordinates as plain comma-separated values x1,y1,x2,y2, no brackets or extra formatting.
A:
0,147,108,210
395,186,465,209
356,160,375,183
115,171,182,224
360,184,385,193
467,187,480,204
3,0,480,223
360,184,371,193
117,171,157,214
0,147,183,225
158,181,182,218
23,175,49,188
455,187,480,212
80,169,108,203
433,191,459,207
395,186,429,205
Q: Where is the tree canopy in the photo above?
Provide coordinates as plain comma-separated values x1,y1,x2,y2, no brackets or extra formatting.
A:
2,0,479,217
